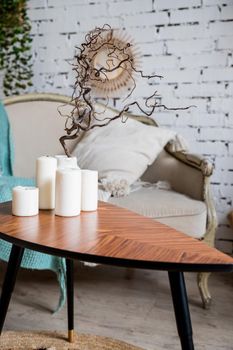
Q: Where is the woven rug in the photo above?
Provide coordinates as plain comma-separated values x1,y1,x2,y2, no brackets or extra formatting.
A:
0,331,144,350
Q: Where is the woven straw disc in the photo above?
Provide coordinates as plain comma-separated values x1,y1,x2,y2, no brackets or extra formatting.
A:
0,331,144,350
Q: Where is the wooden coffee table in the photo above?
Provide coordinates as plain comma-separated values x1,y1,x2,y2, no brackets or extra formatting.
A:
0,201,232,350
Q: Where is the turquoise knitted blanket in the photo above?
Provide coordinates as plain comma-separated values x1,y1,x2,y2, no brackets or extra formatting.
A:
0,102,14,176
0,102,66,312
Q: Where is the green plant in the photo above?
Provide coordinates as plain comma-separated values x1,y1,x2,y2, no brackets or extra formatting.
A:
0,0,33,96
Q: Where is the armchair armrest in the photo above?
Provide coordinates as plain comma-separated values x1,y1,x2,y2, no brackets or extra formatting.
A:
142,148,217,246
142,149,209,201
167,149,214,177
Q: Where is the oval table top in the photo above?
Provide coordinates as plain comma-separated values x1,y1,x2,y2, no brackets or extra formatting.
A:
0,201,233,273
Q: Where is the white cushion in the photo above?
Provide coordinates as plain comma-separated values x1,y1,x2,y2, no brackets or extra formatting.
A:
73,117,177,185
109,187,207,238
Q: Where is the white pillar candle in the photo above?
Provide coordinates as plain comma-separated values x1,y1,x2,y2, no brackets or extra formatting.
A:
12,186,39,216
81,170,98,211
55,155,79,169
55,168,81,217
36,156,57,210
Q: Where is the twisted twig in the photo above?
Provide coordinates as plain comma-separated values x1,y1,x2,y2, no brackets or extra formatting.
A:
59,24,191,156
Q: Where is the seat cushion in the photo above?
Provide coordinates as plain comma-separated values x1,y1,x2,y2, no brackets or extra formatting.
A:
109,187,207,239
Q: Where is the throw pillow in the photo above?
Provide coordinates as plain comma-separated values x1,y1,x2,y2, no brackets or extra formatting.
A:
72,116,177,187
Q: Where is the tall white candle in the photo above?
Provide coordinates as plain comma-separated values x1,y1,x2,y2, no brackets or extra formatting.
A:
81,170,98,211
36,156,57,209
55,155,79,169
55,168,81,217
12,186,39,216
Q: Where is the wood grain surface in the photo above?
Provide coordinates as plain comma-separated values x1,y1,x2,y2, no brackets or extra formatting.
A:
0,201,232,272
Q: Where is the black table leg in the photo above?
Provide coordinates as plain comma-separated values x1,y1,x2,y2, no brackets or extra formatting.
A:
66,258,74,343
168,271,194,350
0,244,24,335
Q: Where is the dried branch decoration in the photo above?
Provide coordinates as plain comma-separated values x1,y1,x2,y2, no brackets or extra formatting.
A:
59,24,190,157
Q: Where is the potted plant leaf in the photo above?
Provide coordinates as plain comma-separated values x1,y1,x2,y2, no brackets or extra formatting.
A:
0,0,33,96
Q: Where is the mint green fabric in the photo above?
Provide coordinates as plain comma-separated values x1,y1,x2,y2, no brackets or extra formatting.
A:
0,102,66,312
0,102,14,176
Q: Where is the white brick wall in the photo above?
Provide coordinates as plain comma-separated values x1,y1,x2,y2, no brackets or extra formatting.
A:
6,0,233,252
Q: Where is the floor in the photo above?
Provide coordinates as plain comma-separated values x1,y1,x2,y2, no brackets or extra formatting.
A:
0,262,233,350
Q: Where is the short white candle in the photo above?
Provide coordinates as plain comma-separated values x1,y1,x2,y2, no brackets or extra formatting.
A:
36,156,57,210
12,186,39,216
81,170,98,211
55,168,81,217
55,155,79,169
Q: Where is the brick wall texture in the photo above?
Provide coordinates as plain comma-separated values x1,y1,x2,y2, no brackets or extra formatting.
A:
11,0,233,252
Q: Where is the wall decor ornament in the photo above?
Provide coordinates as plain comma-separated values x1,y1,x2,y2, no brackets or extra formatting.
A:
59,24,191,157
0,0,33,96
86,29,140,96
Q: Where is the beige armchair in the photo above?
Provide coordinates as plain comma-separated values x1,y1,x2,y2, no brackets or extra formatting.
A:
3,93,217,309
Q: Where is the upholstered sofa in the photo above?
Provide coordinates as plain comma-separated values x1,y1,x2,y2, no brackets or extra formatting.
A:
3,93,217,308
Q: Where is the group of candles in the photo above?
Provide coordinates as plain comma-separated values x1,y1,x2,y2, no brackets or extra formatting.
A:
12,155,98,217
